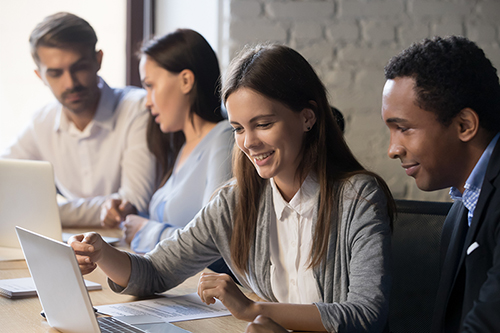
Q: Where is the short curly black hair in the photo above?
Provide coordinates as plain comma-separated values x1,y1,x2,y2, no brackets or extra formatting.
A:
385,36,500,132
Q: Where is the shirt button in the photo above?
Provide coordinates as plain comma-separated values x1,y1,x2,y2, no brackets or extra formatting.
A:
291,241,297,247
290,279,296,286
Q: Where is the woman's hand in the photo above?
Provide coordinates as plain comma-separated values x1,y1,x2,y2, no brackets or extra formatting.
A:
68,232,105,275
197,272,257,321
246,315,289,333
122,215,149,245
100,198,137,228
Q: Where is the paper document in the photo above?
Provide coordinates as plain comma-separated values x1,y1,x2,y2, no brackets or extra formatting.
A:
96,293,231,322
0,277,101,298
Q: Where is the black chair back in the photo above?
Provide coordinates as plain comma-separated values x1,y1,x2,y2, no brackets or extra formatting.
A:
389,199,452,333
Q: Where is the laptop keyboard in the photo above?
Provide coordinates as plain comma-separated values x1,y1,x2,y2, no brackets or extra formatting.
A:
98,317,145,333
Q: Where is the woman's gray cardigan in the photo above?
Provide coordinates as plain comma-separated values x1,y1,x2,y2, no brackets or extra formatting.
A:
110,174,392,332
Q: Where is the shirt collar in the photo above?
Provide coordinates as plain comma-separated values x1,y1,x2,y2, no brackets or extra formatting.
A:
449,132,500,201
271,173,319,221
53,78,116,133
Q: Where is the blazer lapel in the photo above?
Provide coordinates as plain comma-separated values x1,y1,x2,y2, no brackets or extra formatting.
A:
459,180,494,265
459,138,500,265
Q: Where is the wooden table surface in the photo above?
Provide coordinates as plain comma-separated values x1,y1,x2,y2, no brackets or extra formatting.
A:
0,228,253,333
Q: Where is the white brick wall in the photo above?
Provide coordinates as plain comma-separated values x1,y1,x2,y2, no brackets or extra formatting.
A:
222,0,500,202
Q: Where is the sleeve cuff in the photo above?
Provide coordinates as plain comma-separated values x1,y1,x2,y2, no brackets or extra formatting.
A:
131,220,173,253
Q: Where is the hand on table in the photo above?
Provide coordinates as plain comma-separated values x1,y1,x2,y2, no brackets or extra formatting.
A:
246,315,289,333
198,272,256,321
122,215,149,245
68,232,105,275
100,198,137,228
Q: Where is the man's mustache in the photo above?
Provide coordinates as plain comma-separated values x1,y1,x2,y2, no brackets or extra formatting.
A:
62,86,86,98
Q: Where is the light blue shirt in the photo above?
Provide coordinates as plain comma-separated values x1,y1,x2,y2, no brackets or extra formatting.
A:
450,133,500,226
131,120,234,253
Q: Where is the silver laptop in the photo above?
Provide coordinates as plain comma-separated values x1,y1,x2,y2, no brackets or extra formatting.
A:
0,159,62,260
16,226,190,333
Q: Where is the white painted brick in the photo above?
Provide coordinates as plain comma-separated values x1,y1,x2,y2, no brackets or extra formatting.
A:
479,2,500,22
409,1,472,17
399,23,431,45
266,1,334,20
230,1,262,19
363,21,396,44
480,45,500,73
329,85,381,109
323,69,352,88
229,19,287,43
327,87,356,111
296,42,334,66
432,22,464,37
292,21,323,41
338,45,399,67
326,21,359,42
222,0,499,202
345,112,387,156
355,68,386,91
339,0,404,18
467,24,497,43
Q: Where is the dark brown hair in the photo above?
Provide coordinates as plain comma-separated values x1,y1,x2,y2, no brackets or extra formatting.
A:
141,29,224,187
29,12,97,65
223,44,395,272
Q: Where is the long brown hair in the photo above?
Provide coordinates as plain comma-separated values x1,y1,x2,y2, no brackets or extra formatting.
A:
222,44,395,273
141,29,224,187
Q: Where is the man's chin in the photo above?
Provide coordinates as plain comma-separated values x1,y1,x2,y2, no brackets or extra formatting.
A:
62,101,89,115
414,179,447,192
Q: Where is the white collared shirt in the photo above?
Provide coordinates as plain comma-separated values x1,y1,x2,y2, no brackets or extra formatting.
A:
269,174,321,304
1,79,156,227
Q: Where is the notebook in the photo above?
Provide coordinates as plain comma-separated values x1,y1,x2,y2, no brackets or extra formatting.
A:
0,276,101,299
15,226,190,333
0,159,62,260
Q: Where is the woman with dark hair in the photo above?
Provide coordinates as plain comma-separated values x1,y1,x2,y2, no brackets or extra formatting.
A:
71,44,394,332
100,29,233,254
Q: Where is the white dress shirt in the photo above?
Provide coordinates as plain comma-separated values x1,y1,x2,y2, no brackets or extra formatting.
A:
1,79,156,227
269,174,321,304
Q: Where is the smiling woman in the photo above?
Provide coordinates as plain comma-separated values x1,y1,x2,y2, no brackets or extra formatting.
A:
227,88,311,200
69,44,396,333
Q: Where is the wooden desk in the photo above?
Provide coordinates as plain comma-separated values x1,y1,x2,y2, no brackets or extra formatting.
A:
0,228,251,333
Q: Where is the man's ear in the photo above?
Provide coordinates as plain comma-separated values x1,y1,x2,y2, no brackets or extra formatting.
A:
456,108,480,143
95,50,103,71
34,68,47,86
301,102,317,132
179,69,195,95
34,68,42,80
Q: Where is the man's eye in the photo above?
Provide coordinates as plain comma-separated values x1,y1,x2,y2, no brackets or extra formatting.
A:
257,123,272,128
72,63,91,72
46,71,62,78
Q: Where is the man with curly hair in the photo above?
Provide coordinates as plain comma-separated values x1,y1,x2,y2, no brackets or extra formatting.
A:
382,36,500,332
